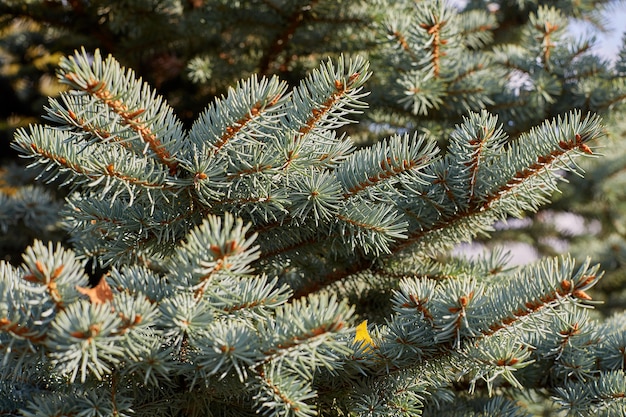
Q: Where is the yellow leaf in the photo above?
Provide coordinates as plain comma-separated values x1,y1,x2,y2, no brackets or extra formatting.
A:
354,320,375,351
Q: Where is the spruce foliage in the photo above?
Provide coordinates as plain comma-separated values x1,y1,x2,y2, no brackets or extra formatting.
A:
2,0,626,416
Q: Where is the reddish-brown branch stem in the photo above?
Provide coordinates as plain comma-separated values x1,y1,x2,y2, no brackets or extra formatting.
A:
297,72,361,139
263,316,345,356
65,73,178,174
466,125,495,203
259,0,320,75
420,18,448,77
344,156,429,197
482,274,597,336
538,20,559,70
212,94,283,156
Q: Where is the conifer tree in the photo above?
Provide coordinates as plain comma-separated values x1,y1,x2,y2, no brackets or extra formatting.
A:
2,1,626,416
